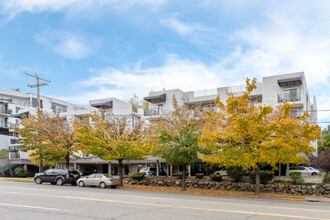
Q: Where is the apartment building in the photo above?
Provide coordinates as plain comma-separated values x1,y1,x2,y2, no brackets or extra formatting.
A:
0,88,86,175
143,72,317,148
58,97,164,176
0,71,318,176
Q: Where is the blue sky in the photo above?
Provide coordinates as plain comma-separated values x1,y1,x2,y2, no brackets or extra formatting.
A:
0,0,330,127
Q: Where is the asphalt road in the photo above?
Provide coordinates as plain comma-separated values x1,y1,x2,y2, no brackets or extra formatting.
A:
0,181,329,220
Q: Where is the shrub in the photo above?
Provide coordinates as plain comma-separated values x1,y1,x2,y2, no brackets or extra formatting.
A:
173,172,182,179
195,173,204,179
227,166,245,182
210,174,222,181
0,150,9,159
290,171,304,185
132,172,146,181
14,167,29,178
250,170,275,184
273,179,287,183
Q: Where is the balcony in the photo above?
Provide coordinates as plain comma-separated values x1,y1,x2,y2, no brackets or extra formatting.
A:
9,146,19,151
277,94,300,103
144,107,162,116
0,122,8,128
0,108,11,115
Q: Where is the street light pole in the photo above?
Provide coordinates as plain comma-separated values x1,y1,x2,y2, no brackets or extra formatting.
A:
25,71,51,172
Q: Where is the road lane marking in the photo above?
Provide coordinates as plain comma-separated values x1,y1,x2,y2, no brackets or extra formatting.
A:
0,202,75,212
0,190,329,220
0,185,329,214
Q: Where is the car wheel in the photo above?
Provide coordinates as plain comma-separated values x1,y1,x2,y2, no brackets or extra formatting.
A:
312,172,317,176
100,182,106,189
71,181,77,186
78,181,85,187
110,185,117,189
56,178,63,186
51,182,56,185
35,177,42,184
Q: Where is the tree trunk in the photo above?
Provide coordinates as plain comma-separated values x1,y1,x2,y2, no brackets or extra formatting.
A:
278,163,281,180
39,149,43,173
255,167,260,196
182,164,187,191
65,154,70,169
325,170,329,183
118,159,123,186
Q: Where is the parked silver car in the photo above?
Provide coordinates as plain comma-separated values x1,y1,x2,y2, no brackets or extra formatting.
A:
288,166,321,176
77,174,120,188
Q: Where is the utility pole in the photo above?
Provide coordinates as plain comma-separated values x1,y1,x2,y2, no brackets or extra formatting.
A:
25,71,51,173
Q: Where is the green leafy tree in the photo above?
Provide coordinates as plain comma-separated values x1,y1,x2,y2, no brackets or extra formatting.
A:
318,126,330,153
75,110,153,186
152,96,205,190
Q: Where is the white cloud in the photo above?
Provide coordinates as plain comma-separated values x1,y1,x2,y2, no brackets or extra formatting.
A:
0,0,167,23
63,54,237,105
35,30,101,59
160,17,195,36
159,17,218,46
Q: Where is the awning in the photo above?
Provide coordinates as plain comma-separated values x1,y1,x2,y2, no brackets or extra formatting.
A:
277,77,302,87
11,111,29,118
144,93,166,102
91,101,113,109
0,98,12,104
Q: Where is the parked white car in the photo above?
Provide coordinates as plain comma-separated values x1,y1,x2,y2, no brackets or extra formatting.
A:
288,166,321,176
214,168,227,176
77,173,120,188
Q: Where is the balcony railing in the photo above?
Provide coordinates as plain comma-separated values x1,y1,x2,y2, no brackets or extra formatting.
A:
277,94,301,103
0,108,11,114
9,146,19,151
9,152,20,159
8,123,18,128
144,107,161,116
0,122,8,128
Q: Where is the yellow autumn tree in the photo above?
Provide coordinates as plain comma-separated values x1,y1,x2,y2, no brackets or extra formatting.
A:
15,110,51,172
199,78,321,195
75,110,154,186
16,110,80,171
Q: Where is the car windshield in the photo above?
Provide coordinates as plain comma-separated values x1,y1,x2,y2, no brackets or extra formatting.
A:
104,174,112,179
140,168,148,172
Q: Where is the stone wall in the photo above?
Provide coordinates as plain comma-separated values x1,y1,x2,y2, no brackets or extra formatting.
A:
123,176,330,197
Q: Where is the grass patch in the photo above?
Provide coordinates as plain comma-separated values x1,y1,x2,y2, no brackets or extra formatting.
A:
0,178,34,183
118,184,306,201
0,150,9,159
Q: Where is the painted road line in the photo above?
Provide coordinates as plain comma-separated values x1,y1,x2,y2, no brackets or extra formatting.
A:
0,202,75,212
0,190,329,220
0,185,329,214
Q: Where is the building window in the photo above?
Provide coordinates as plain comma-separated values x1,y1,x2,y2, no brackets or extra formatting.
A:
51,104,67,113
15,107,20,113
282,88,299,102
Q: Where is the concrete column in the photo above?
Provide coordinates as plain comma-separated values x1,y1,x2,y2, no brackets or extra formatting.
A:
156,160,159,176
286,163,290,176
188,165,191,176
108,163,111,175
73,163,77,169
23,164,27,171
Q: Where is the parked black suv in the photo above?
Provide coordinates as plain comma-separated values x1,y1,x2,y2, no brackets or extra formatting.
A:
34,169,80,186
